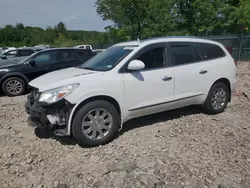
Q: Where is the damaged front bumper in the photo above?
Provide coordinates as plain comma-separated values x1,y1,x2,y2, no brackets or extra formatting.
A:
25,90,74,136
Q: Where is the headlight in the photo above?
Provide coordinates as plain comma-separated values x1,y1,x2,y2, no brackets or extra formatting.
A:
38,83,79,104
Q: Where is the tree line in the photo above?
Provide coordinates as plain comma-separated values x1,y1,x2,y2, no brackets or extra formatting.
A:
0,22,113,48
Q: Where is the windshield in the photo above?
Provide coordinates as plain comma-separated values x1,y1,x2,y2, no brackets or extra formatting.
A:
79,45,135,71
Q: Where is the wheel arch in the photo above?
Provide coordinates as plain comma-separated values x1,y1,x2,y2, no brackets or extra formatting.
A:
211,77,231,101
0,72,29,86
67,95,121,135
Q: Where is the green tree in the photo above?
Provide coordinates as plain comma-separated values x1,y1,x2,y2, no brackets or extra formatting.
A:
96,0,250,37
56,22,68,37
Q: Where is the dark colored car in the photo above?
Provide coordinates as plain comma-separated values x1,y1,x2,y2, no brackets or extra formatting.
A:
0,48,96,96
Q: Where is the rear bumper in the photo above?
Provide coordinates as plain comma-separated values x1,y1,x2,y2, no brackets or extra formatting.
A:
25,95,74,135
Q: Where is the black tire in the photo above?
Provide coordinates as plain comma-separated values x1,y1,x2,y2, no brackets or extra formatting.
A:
2,77,26,96
72,100,120,147
203,82,229,114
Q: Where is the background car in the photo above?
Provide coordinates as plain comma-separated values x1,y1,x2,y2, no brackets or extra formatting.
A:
0,48,42,66
73,45,93,50
0,48,96,96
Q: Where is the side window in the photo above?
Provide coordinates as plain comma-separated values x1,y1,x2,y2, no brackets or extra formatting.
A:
55,50,77,61
76,50,87,57
170,45,195,65
193,43,225,60
34,51,53,63
19,50,34,56
136,47,165,69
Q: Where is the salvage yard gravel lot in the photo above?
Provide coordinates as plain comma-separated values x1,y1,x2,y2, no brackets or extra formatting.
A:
0,62,250,188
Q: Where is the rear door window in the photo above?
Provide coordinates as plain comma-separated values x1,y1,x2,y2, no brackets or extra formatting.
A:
170,45,195,65
19,50,34,56
55,50,77,61
193,43,226,60
76,50,88,57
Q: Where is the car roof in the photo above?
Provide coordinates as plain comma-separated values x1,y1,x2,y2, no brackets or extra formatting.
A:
114,36,220,47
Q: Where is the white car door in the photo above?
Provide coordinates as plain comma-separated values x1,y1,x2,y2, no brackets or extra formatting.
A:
122,44,175,120
170,42,216,108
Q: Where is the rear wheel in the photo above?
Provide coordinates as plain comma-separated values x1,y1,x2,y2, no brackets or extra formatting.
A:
2,77,26,96
72,100,120,147
203,82,229,114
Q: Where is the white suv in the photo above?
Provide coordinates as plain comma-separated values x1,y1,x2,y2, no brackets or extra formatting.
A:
25,37,237,147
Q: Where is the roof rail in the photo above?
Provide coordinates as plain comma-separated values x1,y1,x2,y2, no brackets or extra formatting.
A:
142,36,200,42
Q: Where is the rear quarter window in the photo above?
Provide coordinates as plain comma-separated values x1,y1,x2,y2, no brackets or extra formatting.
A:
193,43,226,60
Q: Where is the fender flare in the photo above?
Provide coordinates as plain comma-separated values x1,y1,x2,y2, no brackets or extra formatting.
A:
0,72,29,85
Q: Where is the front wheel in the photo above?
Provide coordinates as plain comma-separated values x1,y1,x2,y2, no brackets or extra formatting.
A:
72,100,120,147
2,77,26,96
203,82,229,114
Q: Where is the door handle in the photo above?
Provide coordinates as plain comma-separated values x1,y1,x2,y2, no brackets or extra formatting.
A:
199,69,208,74
162,76,172,81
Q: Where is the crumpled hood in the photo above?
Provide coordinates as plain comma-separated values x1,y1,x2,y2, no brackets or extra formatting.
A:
29,67,99,92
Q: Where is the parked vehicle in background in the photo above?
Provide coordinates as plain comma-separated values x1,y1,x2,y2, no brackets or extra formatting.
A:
0,48,41,66
0,48,96,96
2,47,16,54
0,48,40,59
73,45,93,50
34,44,51,50
25,37,237,147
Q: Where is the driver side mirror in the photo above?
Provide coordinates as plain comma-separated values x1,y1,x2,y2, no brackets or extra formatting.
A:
29,59,36,66
127,60,145,71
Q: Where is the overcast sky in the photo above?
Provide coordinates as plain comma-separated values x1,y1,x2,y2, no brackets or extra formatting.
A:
0,0,111,31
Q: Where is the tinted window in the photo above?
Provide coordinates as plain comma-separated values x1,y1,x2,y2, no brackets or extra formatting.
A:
55,50,77,61
193,43,225,60
76,50,88,57
19,50,34,56
136,47,165,69
170,45,195,65
34,51,53,63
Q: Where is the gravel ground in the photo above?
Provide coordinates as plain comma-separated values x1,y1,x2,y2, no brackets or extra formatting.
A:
0,62,250,188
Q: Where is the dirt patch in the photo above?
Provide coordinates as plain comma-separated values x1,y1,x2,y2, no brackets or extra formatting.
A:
0,62,250,188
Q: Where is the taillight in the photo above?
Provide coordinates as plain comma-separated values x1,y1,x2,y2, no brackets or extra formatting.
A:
225,46,233,55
